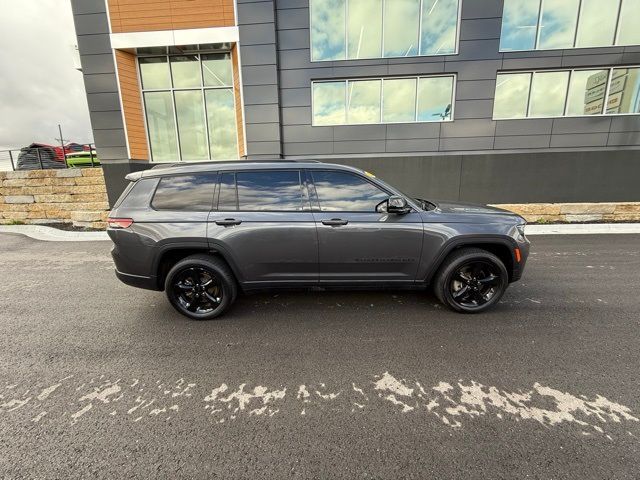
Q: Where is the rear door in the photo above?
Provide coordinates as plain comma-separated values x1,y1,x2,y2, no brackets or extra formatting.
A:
309,169,423,283
207,169,318,287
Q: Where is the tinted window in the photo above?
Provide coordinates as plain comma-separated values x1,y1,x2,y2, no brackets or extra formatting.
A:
237,171,304,211
312,171,388,212
151,174,217,211
217,172,237,210
115,178,158,209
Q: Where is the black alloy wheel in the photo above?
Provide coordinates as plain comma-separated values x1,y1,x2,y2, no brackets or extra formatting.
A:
449,260,501,309
165,254,237,320
434,247,509,313
173,267,223,315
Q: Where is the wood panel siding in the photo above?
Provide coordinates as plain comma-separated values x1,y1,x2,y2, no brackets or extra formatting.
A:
108,0,236,33
115,50,149,160
231,45,245,158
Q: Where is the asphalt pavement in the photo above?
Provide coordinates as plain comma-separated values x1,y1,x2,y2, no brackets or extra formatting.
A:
0,232,639,479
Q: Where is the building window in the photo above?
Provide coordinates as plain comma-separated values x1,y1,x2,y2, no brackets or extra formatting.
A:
312,75,455,125
493,67,640,119
139,52,239,162
500,0,640,51
310,0,460,62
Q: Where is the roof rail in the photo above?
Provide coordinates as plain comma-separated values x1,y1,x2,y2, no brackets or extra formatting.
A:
150,159,320,169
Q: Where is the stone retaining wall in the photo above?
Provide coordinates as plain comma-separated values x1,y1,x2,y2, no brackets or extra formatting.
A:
494,203,640,223
0,168,109,229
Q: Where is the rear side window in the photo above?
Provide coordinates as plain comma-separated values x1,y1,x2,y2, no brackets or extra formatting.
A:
311,170,388,212
217,170,306,211
151,174,217,211
114,178,159,209
237,171,304,211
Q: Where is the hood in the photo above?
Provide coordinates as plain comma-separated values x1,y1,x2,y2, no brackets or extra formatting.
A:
432,200,515,216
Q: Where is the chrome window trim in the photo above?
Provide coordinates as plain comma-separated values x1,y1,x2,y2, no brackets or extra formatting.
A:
311,74,456,126
500,0,637,52
492,65,640,120
309,0,462,62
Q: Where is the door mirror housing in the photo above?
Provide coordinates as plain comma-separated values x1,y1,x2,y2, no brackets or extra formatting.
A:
387,196,411,215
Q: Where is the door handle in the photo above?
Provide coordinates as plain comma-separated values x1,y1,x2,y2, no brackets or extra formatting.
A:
322,218,348,226
215,218,242,226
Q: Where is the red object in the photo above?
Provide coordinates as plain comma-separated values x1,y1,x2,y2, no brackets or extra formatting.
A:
514,248,522,263
107,218,134,229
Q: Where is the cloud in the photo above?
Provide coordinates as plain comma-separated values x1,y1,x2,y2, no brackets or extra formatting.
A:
0,0,92,149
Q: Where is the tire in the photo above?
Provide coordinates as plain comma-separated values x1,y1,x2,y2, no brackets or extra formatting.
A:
165,254,237,320
433,248,509,314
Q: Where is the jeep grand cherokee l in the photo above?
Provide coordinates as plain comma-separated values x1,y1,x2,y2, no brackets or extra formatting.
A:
107,161,529,319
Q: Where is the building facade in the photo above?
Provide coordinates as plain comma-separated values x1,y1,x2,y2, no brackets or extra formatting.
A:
71,0,640,206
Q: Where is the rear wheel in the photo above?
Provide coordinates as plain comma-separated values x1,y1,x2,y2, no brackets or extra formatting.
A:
434,248,508,313
165,254,237,320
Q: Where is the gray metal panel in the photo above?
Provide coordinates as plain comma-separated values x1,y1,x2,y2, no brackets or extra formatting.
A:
610,116,640,132
242,84,279,105
502,56,563,70
86,92,121,112
241,44,278,66
71,0,106,14
244,104,281,124
73,13,109,35
386,123,440,139
550,133,609,148
83,74,119,94
439,137,495,151
278,29,310,50
93,129,128,147
245,123,282,142
453,60,502,80
281,106,312,125
607,132,640,146
238,24,276,45
77,34,112,55
441,119,496,138
495,119,553,136
386,139,440,153
283,142,334,155
276,7,309,30
456,80,496,100
282,125,333,142
90,111,125,130
460,18,502,41
333,125,386,142
454,100,495,119
241,65,278,85
280,88,311,107
237,1,274,24
246,141,282,155
79,54,116,75
552,118,612,134
461,0,502,19
494,135,551,150
333,140,387,154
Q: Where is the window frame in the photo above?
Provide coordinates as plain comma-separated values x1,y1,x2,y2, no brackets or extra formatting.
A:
308,169,395,213
150,173,219,212
311,74,456,126
309,0,462,62
492,65,640,120
499,0,633,52
214,169,312,213
138,51,239,163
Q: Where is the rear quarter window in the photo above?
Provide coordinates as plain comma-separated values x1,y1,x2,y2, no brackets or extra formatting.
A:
113,178,159,210
151,173,218,211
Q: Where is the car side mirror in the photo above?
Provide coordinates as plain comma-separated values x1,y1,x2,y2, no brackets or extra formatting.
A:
387,196,411,215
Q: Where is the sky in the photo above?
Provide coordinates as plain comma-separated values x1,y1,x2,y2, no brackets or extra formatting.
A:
0,0,93,150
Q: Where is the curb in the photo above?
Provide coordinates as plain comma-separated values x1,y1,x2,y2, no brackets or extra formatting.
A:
1,223,640,242
0,225,110,242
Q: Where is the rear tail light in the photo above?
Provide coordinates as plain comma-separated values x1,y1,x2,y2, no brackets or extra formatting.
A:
107,217,133,229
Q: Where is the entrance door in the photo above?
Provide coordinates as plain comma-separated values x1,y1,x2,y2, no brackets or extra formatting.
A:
309,170,423,284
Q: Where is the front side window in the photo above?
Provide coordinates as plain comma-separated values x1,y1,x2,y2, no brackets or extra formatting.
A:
313,75,454,125
493,67,640,119
500,0,638,51
139,52,239,162
310,0,460,61
311,171,388,212
236,171,305,211
151,174,218,211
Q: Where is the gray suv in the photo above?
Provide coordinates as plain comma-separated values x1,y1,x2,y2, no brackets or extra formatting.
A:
107,161,529,319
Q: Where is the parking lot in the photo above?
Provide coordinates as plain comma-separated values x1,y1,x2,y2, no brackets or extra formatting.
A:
0,232,639,479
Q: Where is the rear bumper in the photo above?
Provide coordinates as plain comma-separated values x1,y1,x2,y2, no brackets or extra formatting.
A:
115,269,160,291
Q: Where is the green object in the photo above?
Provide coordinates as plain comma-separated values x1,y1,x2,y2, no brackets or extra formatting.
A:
65,151,100,167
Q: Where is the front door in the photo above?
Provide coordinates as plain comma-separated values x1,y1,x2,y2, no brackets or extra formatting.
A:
309,170,423,284
207,169,318,287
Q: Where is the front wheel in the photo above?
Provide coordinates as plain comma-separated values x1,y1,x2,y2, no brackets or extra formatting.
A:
434,248,509,313
165,254,237,320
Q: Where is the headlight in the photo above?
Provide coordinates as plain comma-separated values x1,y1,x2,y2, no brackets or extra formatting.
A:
516,224,526,237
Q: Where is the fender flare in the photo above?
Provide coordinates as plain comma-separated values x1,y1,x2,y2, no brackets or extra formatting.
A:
423,234,519,284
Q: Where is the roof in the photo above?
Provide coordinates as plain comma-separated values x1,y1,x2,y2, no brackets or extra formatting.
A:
126,160,364,181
